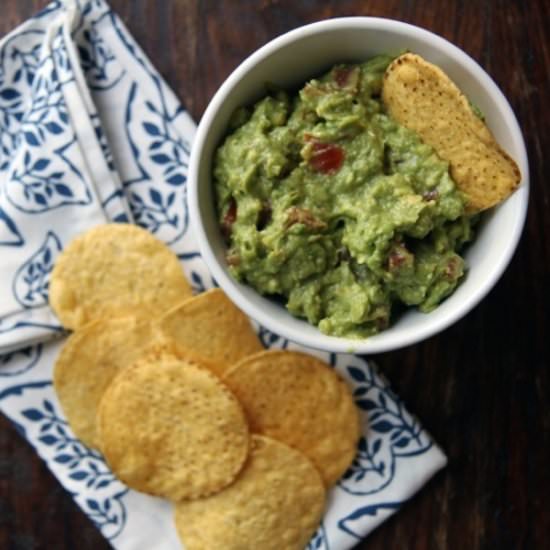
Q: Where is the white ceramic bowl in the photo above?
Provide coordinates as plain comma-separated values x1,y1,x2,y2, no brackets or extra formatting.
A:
188,17,529,354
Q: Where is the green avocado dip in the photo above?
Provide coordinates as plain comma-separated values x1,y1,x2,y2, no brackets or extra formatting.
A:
214,55,476,338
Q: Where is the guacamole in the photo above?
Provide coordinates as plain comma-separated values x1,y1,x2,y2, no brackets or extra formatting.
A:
214,56,475,338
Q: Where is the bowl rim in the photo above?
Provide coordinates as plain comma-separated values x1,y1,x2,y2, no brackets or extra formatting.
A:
188,16,530,354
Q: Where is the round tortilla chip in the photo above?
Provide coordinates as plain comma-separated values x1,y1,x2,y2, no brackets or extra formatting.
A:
382,53,521,212
159,288,263,375
224,350,361,487
97,348,249,501
49,223,192,329
54,316,161,448
174,435,326,550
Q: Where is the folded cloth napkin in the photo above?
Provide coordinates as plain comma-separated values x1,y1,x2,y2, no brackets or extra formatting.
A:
0,1,447,548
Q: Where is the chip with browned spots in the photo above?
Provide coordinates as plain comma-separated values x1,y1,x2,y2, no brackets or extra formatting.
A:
96,347,250,501
158,288,263,375
174,435,326,550
223,350,361,487
53,316,162,449
49,223,192,329
382,53,521,211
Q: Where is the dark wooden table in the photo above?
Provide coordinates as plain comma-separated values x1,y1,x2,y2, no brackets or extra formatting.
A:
1,1,548,549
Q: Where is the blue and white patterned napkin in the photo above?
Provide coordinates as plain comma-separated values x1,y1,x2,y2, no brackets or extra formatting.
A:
0,1,447,548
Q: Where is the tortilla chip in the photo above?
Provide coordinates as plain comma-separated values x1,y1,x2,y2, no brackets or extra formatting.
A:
96,347,249,501
158,288,263,375
223,350,361,487
174,435,326,550
53,316,161,448
382,53,521,211
49,223,192,329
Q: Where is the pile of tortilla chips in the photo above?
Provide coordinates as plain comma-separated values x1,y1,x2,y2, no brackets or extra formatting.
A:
50,223,361,550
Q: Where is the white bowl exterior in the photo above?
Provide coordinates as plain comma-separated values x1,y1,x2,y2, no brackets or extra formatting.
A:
189,18,529,354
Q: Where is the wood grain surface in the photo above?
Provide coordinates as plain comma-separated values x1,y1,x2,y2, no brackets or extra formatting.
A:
1,1,549,549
